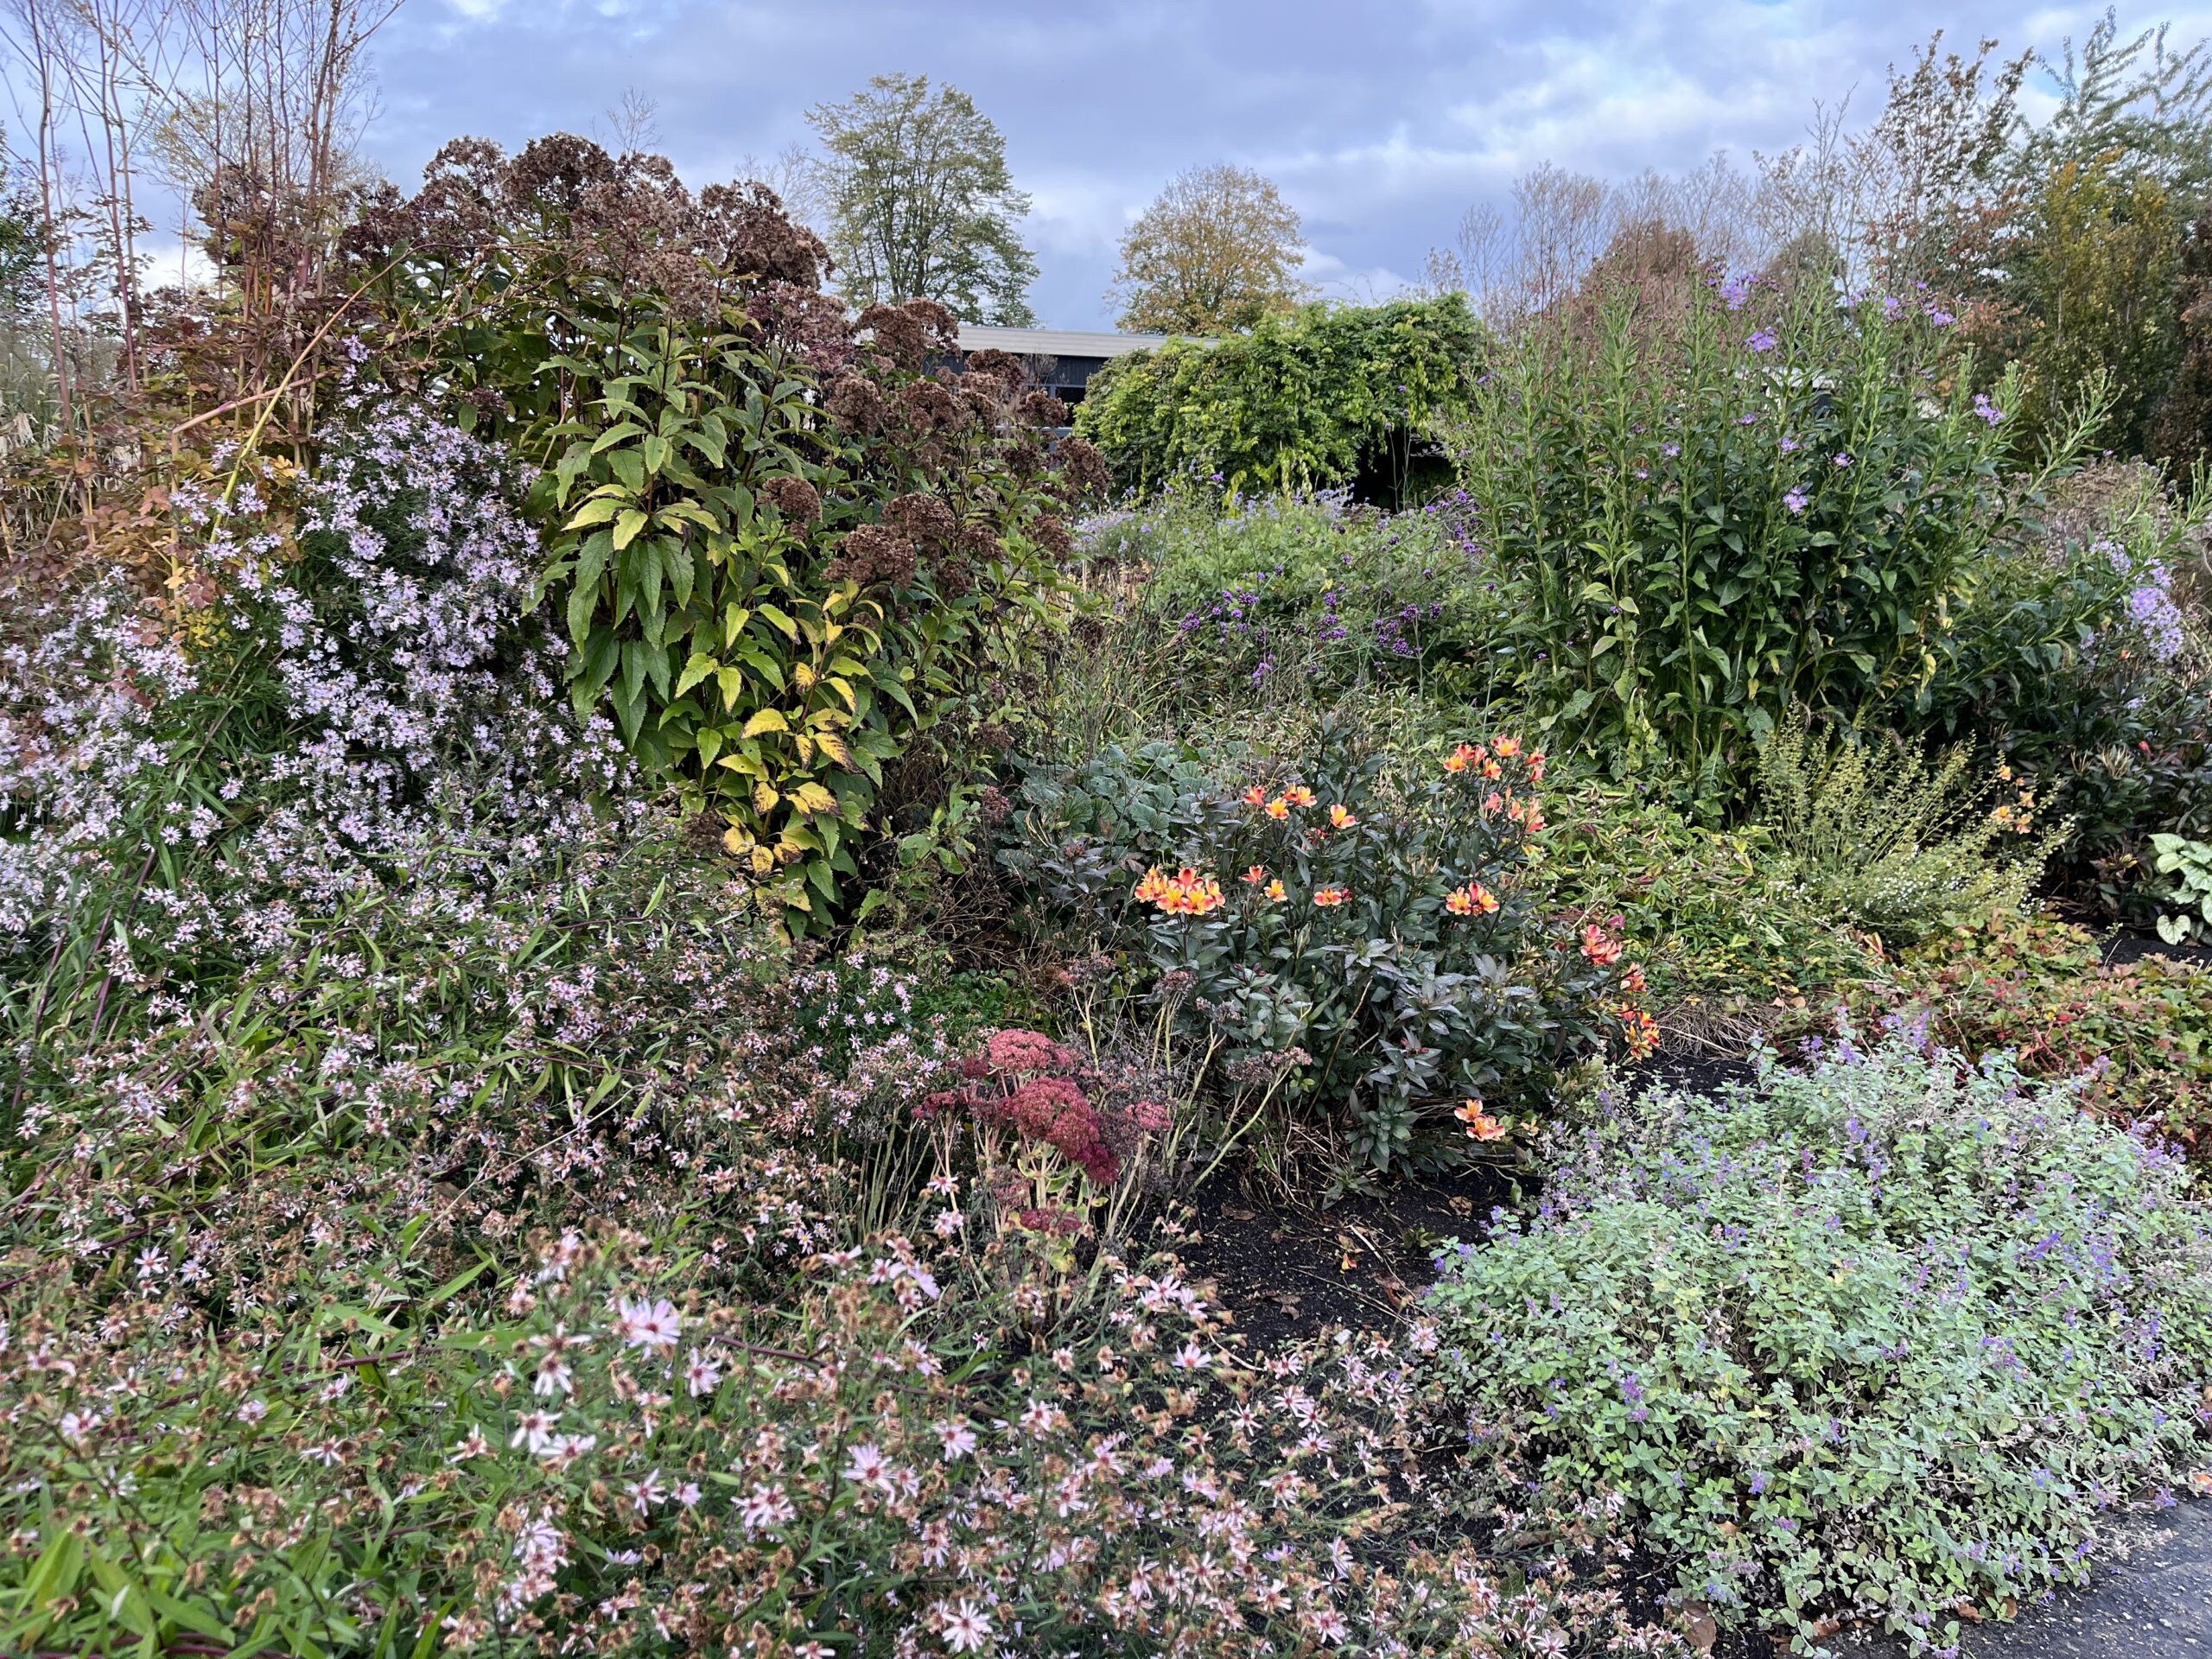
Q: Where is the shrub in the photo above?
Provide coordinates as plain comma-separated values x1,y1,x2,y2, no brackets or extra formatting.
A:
1910,464,2212,885
1076,296,1485,500
1427,1033,2212,1653
1542,789,1881,1029
998,720,1647,1173
1751,710,2063,944
1843,912,2212,1159
1440,276,2046,792
348,137,1101,925
1082,488,1503,707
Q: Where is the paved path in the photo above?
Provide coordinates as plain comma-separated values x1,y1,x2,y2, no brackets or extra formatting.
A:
1841,1502,2212,1658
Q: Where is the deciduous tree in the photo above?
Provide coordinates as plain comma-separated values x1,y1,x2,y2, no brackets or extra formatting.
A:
1108,163,1306,335
805,73,1037,326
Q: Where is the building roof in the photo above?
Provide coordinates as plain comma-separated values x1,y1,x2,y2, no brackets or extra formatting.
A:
954,325,1173,359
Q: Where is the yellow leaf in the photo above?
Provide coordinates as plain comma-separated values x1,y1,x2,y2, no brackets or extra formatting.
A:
742,709,790,738
793,663,818,691
749,845,776,875
791,781,838,816
753,782,780,813
721,825,754,855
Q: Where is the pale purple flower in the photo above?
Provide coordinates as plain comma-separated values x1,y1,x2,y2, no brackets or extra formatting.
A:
1747,330,1778,353
1784,488,1809,515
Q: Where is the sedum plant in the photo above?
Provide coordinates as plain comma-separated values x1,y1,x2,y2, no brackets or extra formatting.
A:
1426,1032,2212,1655
1752,709,2064,944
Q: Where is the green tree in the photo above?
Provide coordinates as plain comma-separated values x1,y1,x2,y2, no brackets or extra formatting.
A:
1109,163,1307,334
2151,212,2212,472
2018,13,2212,212
2003,153,2183,453
806,73,1038,326
1076,296,1484,500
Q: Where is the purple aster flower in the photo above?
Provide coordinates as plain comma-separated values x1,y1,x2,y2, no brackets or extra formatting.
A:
1973,393,2005,426
1780,435,1800,453
1784,487,1808,515
1747,331,1777,353
1833,452,1853,468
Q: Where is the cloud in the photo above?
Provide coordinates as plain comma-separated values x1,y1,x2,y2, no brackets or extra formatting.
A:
334,0,2212,327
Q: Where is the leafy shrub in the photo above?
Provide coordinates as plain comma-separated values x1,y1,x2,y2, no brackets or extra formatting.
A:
1427,1033,2212,1653
349,137,1101,924
0,411,633,1101
2150,832,2212,943
1440,276,2046,791
1542,789,1880,1027
1844,912,2212,1159
999,721,1647,1173
1090,488,1505,706
1752,710,2063,944
1910,465,2212,882
1077,296,1485,499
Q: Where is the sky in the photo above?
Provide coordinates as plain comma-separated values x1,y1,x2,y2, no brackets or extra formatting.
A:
353,0,2212,330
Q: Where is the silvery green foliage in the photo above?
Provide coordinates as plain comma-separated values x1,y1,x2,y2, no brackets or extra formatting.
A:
0,410,635,959
1427,1033,2212,1655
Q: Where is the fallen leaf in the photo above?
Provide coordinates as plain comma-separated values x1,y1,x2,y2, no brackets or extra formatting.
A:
1681,1599,1717,1652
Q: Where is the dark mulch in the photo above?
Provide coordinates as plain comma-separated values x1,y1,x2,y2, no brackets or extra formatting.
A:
2098,926,2212,973
1181,1155,1521,1345
1181,1044,1762,1346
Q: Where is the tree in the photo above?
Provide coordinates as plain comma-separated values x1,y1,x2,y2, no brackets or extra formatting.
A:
805,73,1037,326
1999,154,2183,454
1108,163,1306,334
1076,296,1484,500
2151,213,2212,473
